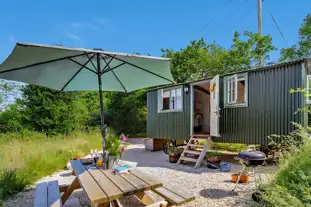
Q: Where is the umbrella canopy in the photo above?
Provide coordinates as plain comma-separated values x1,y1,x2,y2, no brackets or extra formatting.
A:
0,43,174,92
0,43,174,162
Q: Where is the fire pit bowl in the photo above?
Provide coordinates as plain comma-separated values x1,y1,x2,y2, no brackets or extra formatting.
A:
237,151,267,166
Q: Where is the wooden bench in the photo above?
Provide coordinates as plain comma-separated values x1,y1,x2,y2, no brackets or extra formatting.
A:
35,180,80,207
134,186,195,207
34,180,62,207
152,185,195,206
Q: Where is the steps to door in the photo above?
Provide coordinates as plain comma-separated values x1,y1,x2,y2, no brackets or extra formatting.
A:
179,157,197,163
177,134,211,168
184,150,201,155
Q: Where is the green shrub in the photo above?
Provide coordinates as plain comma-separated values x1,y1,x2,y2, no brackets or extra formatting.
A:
0,169,30,201
261,128,311,206
206,151,221,157
210,142,247,152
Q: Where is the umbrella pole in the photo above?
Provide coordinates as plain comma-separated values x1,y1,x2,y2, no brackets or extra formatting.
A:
97,53,107,159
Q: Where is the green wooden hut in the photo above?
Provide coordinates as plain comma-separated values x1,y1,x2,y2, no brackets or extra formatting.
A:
147,59,311,146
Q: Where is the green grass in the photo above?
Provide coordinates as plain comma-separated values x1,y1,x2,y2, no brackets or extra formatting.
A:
198,140,247,152
0,130,102,203
261,138,311,206
210,142,247,152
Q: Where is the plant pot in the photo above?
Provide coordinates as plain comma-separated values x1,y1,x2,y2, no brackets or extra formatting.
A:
231,173,250,183
207,156,221,164
108,155,117,169
169,152,181,163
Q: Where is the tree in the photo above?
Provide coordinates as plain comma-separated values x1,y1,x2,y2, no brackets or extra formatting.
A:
162,32,276,83
227,31,276,70
280,14,311,62
76,91,102,126
20,85,89,135
106,90,147,136
0,80,21,110
0,103,24,133
161,39,217,83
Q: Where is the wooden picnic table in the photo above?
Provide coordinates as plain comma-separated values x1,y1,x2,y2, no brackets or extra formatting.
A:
61,159,164,207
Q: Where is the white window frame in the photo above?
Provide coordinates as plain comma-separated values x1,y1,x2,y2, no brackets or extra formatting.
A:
224,73,248,107
158,87,183,113
307,75,311,104
227,75,237,104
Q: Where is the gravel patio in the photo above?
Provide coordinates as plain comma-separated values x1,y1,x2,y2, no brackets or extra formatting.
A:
4,138,276,207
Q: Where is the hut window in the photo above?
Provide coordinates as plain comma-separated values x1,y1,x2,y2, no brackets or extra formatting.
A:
237,79,245,104
158,87,183,112
224,73,248,107
227,75,237,104
162,90,170,110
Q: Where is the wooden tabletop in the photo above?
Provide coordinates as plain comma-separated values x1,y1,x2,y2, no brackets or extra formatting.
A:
69,160,163,206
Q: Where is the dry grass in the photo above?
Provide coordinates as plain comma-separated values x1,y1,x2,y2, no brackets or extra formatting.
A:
0,130,102,202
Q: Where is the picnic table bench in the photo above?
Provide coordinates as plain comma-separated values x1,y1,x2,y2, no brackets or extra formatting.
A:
34,180,80,207
34,180,62,207
35,159,195,207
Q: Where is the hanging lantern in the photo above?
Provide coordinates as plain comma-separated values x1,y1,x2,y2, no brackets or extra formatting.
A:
210,84,216,92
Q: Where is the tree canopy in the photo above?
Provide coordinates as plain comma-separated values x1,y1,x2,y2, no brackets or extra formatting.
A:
280,14,311,62
162,31,276,83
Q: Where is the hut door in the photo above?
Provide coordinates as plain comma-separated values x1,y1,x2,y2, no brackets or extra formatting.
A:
210,75,220,137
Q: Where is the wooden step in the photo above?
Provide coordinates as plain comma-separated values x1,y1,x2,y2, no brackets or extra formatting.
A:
179,157,197,162
187,144,203,148
190,137,209,141
177,136,211,168
184,150,201,155
192,134,210,138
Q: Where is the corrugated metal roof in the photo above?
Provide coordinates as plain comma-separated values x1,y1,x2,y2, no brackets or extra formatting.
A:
148,58,309,91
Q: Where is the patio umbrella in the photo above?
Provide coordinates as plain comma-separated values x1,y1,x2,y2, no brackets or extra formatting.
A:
0,43,174,154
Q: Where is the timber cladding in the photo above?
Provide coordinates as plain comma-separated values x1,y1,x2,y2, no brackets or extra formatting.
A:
147,85,191,140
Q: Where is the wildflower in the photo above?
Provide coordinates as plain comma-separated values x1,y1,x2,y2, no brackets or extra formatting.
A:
121,134,127,142
120,147,125,153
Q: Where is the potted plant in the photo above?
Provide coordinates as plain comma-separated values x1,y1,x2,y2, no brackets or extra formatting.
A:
106,132,127,169
168,146,183,163
231,171,250,183
206,151,222,164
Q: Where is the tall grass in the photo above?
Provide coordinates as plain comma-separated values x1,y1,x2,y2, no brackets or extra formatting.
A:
0,130,102,202
260,128,311,206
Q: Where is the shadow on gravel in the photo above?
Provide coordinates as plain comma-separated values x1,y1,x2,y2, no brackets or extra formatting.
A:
59,172,72,177
199,188,238,199
120,146,241,174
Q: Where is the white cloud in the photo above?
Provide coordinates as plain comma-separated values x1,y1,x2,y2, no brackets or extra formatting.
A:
60,18,111,41
65,32,82,40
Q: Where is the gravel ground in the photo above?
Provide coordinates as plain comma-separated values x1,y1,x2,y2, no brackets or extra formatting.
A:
4,138,276,207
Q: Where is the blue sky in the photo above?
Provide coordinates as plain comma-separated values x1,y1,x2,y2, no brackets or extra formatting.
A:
0,0,310,63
